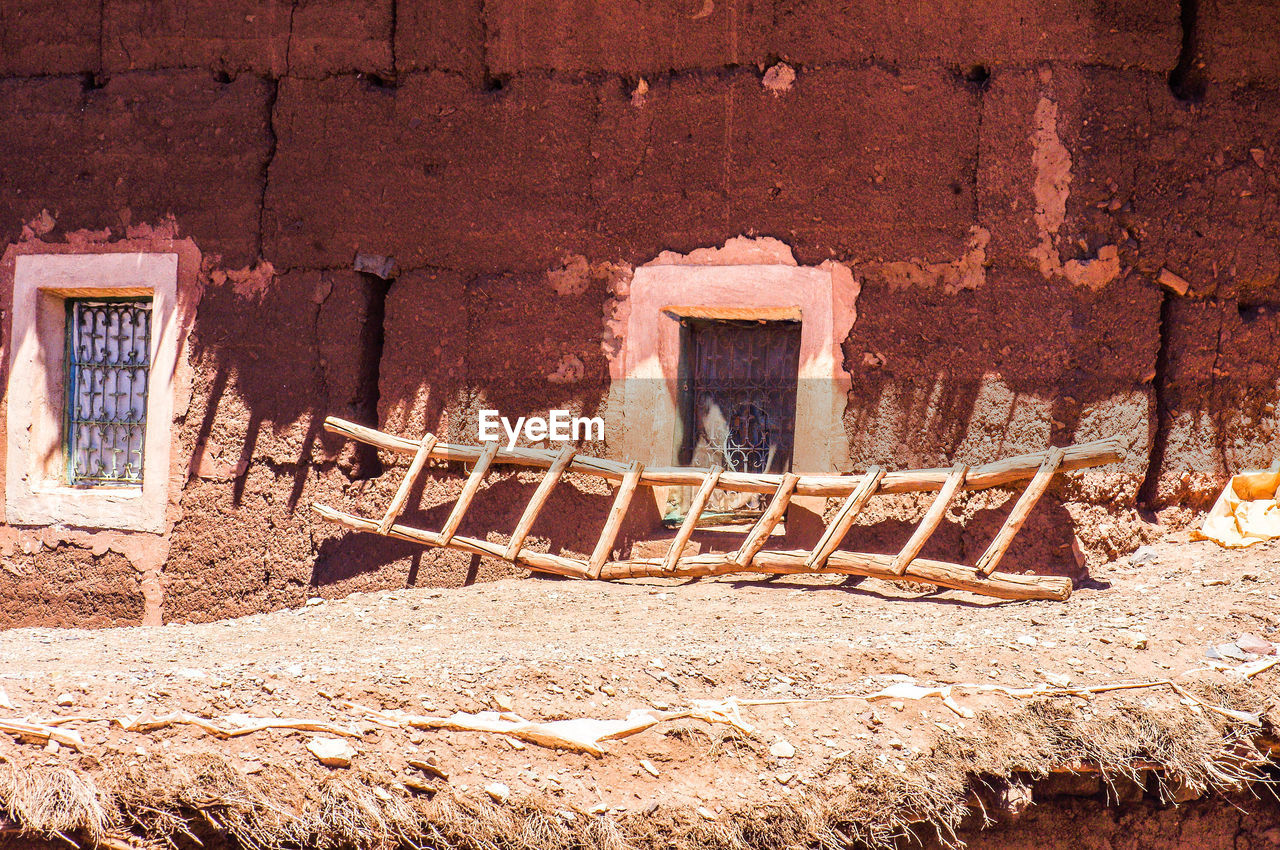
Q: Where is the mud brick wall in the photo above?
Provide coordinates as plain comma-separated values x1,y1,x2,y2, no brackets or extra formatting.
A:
0,0,1278,626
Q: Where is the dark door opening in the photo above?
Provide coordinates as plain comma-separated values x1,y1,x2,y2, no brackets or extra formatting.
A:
666,317,801,526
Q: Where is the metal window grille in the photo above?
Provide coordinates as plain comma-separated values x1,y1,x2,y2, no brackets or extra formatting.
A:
669,318,801,524
65,298,152,486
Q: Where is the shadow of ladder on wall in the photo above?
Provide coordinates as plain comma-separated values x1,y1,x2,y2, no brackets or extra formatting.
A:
313,417,1123,603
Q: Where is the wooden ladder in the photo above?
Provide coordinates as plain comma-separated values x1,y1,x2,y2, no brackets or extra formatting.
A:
315,415,1121,603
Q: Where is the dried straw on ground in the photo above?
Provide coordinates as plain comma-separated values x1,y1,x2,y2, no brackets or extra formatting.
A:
1,683,1275,850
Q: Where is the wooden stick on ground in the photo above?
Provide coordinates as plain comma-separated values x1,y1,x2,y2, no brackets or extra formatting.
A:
975,446,1065,576
439,440,501,545
663,464,723,573
733,473,800,567
588,461,645,578
378,433,438,535
504,445,577,559
889,463,967,576
807,465,885,569
0,718,84,750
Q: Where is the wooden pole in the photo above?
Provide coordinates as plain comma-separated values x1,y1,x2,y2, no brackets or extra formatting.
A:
587,461,645,579
662,464,723,573
889,463,967,576
377,433,438,535
438,440,501,545
504,445,577,560
975,446,1065,576
315,504,591,580
322,417,1124,497
807,465,885,569
732,473,800,567
600,549,1071,601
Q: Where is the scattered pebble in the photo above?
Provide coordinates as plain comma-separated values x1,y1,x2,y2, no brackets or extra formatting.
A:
485,782,510,803
1236,633,1276,656
307,737,356,768
769,739,796,759
1130,546,1159,567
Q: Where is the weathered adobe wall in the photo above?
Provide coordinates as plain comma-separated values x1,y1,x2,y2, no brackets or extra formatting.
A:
0,0,1278,626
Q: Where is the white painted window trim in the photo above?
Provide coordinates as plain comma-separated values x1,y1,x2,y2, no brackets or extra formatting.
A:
604,239,860,530
7,253,179,533
608,242,859,477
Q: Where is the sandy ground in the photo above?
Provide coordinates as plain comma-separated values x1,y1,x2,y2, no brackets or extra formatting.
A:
0,531,1278,844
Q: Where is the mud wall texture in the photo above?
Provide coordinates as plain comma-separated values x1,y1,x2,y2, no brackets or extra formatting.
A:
0,0,1278,626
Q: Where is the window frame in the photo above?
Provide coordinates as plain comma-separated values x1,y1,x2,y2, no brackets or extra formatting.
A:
606,249,859,530
6,252,179,532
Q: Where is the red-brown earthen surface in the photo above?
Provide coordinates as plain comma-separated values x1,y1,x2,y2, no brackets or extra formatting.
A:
0,535,1278,848
0,0,1278,626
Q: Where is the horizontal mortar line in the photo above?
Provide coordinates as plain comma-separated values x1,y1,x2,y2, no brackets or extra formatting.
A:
0,58,1201,90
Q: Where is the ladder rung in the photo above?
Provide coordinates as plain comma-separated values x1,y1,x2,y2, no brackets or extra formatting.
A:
889,463,967,576
587,461,645,578
662,464,723,573
806,465,885,568
975,447,1065,576
377,433,438,535
504,445,577,560
438,440,501,545
733,473,801,567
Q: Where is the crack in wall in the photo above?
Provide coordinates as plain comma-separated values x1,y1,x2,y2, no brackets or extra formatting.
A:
1169,0,1206,102
95,0,106,79
282,0,299,77
256,76,280,262
350,271,395,479
1137,291,1174,511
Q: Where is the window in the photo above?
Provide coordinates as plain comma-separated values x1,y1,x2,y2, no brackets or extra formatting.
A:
65,298,153,486
670,318,801,523
605,238,860,535
6,250,185,533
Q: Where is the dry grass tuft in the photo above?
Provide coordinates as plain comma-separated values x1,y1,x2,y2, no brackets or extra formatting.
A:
0,761,110,842
947,694,1271,798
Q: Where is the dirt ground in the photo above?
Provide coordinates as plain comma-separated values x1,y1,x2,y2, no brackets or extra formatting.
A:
1,529,1279,848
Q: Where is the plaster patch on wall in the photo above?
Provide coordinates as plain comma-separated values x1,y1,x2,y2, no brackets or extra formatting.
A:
601,265,636,373
1062,245,1122,291
548,254,592,295
876,226,990,294
1031,95,1072,258
763,62,796,95
210,261,277,299
1028,94,1120,291
546,353,585,384
20,209,56,240
649,235,798,267
0,526,168,625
